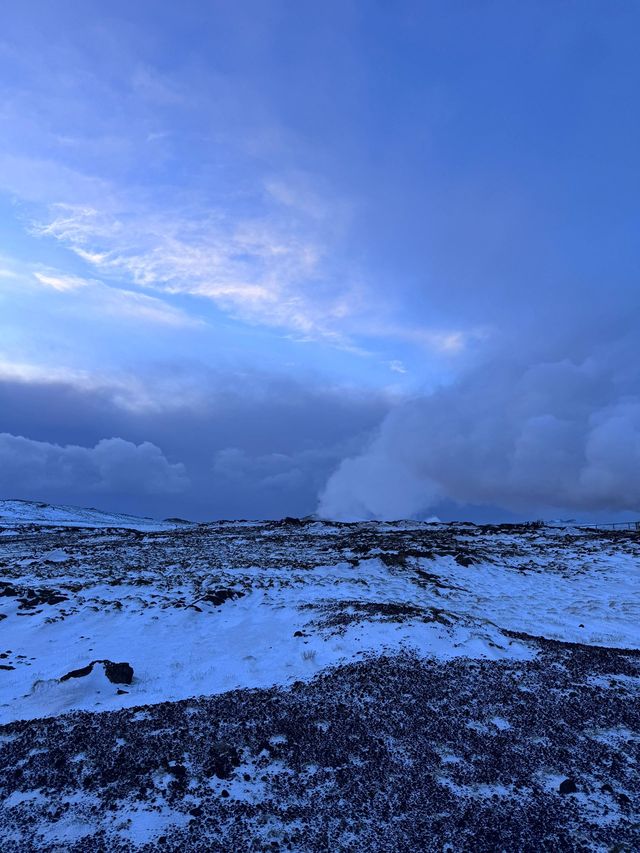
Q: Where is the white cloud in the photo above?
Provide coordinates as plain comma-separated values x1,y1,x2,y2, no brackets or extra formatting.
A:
31,265,200,327
87,284,202,327
31,196,464,359
318,350,640,520
34,271,90,292
33,199,359,344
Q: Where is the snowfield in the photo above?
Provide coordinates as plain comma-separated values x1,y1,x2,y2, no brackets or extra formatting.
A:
1,504,639,850
0,499,188,531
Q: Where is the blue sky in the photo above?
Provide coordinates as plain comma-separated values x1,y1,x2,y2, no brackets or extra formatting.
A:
1,2,640,520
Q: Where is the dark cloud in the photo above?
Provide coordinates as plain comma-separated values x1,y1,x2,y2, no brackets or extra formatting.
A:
0,433,187,497
0,373,388,519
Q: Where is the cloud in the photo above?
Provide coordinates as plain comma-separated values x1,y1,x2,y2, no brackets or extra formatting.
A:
213,445,347,494
30,200,468,359
0,359,182,413
318,343,640,520
33,271,89,292
30,265,201,327
0,368,390,518
79,281,202,327
32,197,361,345
0,434,188,496
0,37,474,367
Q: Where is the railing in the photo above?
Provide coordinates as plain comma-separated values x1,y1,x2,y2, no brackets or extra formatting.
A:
578,520,640,531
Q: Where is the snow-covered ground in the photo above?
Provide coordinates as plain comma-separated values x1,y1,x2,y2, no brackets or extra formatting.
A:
0,499,187,531
0,563,533,725
0,512,638,723
1,506,639,850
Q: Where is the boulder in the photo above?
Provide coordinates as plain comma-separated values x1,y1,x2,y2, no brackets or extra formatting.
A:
104,661,134,685
559,778,577,795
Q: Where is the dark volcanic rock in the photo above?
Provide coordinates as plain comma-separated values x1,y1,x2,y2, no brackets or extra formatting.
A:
103,661,133,685
18,588,68,608
558,778,578,794
59,662,94,682
205,742,240,779
59,660,133,685
201,588,244,607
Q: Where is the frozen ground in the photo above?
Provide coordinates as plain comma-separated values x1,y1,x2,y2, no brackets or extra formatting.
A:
0,506,639,850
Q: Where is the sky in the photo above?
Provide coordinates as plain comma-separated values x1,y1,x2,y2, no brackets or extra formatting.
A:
1,1,639,522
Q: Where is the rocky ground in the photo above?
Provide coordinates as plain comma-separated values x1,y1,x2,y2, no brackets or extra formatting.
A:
0,510,639,850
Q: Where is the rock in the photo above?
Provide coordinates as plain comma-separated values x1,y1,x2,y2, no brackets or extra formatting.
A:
206,742,240,779
60,659,133,684
454,553,474,567
0,664,15,671
60,662,95,682
167,762,188,783
18,588,67,609
103,661,134,685
202,588,245,607
293,630,305,637
601,783,614,794
559,778,577,794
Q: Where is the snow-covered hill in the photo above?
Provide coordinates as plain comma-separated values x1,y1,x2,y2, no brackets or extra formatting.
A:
0,499,190,531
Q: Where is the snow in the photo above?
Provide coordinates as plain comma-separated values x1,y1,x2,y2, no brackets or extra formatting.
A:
424,550,640,648
0,574,532,724
0,499,186,531
1,518,639,725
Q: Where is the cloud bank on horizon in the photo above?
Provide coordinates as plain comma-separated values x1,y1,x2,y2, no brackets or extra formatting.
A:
1,2,639,521
319,340,640,520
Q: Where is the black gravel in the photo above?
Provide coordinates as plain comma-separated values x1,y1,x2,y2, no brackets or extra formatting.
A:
1,639,639,852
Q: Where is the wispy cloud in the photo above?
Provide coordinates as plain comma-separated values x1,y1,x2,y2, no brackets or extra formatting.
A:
33,197,362,344
32,196,485,365
0,356,204,413
0,35,482,370
30,265,201,327
34,271,89,292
